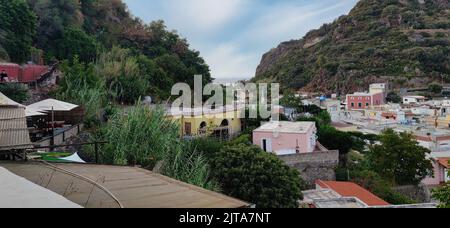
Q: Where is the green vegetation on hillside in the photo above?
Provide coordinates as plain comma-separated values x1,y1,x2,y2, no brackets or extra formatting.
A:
255,0,450,93
1,0,212,101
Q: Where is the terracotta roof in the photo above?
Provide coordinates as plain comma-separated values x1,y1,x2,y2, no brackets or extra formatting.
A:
316,180,390,207
438,158,450,169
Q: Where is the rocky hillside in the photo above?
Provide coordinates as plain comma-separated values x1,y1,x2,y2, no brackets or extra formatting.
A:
254,0,450,94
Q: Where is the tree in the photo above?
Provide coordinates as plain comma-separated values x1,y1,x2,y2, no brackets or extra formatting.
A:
386,91,402,103
280,90,303,112
432,182,450,208
318,125,353,155
210,144,304,208
96,47,149,104
0,0,37,63
367,129,433,185
428,83,443,94
56,27,99,62
0,83,29,103
27,0,83,59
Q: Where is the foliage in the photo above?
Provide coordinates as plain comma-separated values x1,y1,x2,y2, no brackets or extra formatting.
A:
100,105,179,167
96,104,218,190
0,0,36,63
0,83,29,103
386,91,402,103
254,0,450,93
210,144,304,208
336,151,416,205
432,182,450,208
367,129,433,185
27,0,83,60
318,125,353,155
56,57,107,127
428,83,443,94
280,90,303,112
95,47,148,104
162,141,220,191
350,170,416,205
56,27,99,62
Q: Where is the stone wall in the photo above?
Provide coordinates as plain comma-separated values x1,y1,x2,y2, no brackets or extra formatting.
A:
392,184,433,203
278,150,339,189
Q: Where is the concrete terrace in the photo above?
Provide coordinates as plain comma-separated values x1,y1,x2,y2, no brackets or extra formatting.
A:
0,162,249,208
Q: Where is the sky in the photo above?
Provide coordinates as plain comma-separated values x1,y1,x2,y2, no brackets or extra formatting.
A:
123,0,359,81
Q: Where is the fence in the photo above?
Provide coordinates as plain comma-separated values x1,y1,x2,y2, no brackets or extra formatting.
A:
36,124,84,151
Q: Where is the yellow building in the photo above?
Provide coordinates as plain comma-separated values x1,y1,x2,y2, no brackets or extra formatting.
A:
169,107,243,140
425,114,450,128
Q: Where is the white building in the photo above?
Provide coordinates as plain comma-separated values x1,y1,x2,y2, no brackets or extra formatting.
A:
403,96,426,105
369,83,388,98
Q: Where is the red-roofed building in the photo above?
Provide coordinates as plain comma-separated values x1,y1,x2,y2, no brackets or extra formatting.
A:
316,180,390,207
0,63,49,83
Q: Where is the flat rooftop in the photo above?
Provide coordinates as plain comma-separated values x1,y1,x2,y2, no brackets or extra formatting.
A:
0,167,81,208
254,121,315,134
1,162,250,208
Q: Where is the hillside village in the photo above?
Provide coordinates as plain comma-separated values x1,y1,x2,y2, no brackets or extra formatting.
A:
1,64,449,208
1,0,449,210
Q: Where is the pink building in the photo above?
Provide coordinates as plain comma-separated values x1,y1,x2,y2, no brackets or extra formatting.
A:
253,121,317,155
346,92,384,110
422,158,449,186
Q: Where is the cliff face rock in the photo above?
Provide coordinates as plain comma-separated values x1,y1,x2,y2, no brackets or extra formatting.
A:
254,0,450,94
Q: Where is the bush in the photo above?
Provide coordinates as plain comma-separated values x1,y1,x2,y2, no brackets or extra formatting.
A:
432,182,450,208
351,170,416,205
318,125,353,155
0,83,29,103
210,144,305,208
386,91,402,103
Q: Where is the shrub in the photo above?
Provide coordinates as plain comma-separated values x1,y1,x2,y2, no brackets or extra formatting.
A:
210,144,305,208
0,83,29,103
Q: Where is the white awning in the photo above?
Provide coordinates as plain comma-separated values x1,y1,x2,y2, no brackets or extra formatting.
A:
25,107,46,117
27,99,79,112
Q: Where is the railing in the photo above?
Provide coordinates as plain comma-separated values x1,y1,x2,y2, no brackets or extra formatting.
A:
0,161,123,208
36,124,84,151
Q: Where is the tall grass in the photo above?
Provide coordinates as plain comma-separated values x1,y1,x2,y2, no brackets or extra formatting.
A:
56,58,110,127
99,103,219,190
162,142,220,191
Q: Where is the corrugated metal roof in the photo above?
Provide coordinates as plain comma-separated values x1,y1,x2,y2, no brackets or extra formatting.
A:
0,106,32,151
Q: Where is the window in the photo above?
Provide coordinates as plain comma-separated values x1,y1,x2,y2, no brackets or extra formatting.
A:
366,103,370,107
351,103,355,107
358,103,362,108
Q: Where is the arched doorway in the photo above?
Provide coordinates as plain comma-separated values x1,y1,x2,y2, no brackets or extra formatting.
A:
215,119,230,140
220,119,229,127
199,121,207,135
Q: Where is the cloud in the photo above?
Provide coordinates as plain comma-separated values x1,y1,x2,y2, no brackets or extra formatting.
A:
159,0,247,33
124,0,358,80
203,43,257,79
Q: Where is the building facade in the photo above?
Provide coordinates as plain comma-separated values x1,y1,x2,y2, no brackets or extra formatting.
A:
169,107,242,140
346,92,385,110
253,121,317,155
